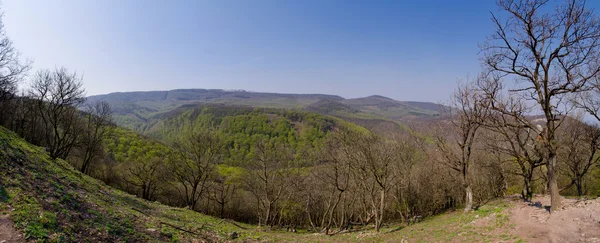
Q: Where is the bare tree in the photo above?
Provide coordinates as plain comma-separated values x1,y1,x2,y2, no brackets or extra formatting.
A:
78,101,113,174
30,68,86,159
311,132,352,234
436,82,488,212
0,11,30,118
243,140,296,227
478,78,544,201
482,0,600,211
125,155,165,201
558,116,600,196
578,77,600,122
170,131,222,211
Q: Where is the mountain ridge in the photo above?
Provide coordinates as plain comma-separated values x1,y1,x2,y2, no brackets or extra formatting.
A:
87,88,443,133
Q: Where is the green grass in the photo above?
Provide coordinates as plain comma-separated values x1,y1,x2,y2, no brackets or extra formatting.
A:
243,200,520,243
0,126,227,241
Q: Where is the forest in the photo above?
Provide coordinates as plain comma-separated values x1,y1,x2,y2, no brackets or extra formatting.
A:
1,0,600,241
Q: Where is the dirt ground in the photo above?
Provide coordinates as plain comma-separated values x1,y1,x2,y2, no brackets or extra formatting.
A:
509,195,600,243
0,214,23,243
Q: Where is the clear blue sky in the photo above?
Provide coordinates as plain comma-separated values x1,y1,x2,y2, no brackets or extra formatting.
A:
5,0,593,102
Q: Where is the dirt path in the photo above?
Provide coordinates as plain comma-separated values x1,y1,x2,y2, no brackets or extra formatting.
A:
0,214,23,243
509,196,600,243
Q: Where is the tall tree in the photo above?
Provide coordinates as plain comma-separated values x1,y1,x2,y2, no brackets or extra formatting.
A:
78,101,113,174
436,82,488,212
558,116,600,196
243,139,296,227
478,78,544,201
482,0,600,211
30,68,86,159
171,131,222,211
0,11,30,124
125,155,165,201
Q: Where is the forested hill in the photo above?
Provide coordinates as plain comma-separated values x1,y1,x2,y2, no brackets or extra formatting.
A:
87,89,441,132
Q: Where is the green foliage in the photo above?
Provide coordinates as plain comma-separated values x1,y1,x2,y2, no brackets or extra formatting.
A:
147,105,345,167
216,164,244,184
104,127,173,164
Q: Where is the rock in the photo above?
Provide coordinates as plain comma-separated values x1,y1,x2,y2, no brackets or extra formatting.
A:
1,240,7,243
229,231,239,239
146,228,157,232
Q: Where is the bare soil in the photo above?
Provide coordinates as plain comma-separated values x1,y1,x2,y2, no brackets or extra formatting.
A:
0,214,23,243
509,195,600,243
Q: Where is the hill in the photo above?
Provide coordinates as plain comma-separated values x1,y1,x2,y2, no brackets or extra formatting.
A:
0,126,243,242
0,125,526,242
5,124,600,242
87,89,441,132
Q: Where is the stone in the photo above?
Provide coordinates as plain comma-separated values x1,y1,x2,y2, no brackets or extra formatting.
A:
229,231,239,239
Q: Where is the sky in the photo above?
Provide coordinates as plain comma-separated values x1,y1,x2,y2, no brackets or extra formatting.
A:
1,0,579,102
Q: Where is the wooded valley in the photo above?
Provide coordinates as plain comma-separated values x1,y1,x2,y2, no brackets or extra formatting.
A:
1,0,600,242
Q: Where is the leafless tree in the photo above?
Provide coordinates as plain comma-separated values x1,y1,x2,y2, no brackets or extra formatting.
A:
558,116,600,196
125,155,165,201
243,140,296,227
311,132,352,234
78,101,113,174
478,77,544,201
578,76,600,122
436,82,488,212
171,131,222,211
481,0,600,211
29,68,86,159
0,11,30,123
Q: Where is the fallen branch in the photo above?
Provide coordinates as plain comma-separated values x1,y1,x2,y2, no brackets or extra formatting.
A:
131,207,151,217
160,221,205,237
217,218,249,230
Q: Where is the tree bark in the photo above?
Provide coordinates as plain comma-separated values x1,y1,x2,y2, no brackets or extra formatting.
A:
376,189,385,232
464,185,473,213
547,154,561,212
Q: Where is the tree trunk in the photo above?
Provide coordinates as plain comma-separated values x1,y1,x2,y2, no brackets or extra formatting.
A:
523,172,533,201
376,189,385,232
547,154,561,212
464,185,473,212
265,202,272,226
576,177,583,197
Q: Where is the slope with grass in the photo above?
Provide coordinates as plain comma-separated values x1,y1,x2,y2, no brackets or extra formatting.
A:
0,126,247,242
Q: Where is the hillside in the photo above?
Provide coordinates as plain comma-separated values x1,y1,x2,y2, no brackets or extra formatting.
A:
4,124,600,242
87,89,441,132
0,126,240,242
0,125,517,242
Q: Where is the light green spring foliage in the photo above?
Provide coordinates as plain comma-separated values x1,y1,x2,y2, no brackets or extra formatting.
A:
104,127,173,164
140,105,360,167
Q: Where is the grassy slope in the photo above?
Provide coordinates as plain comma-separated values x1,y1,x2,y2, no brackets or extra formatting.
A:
0,126,249,242
255,200,522,243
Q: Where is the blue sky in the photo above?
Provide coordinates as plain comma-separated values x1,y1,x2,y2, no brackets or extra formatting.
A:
1,0,571,102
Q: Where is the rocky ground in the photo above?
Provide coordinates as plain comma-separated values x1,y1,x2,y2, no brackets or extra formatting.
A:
509,195,600,243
